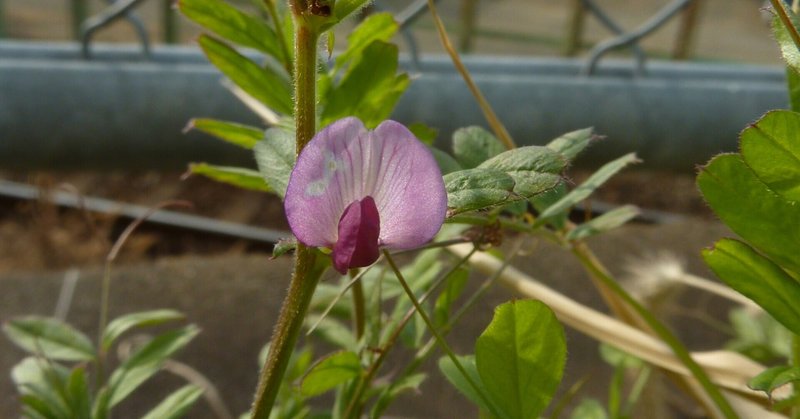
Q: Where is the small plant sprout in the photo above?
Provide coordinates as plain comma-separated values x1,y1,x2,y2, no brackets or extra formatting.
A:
284,117,447,274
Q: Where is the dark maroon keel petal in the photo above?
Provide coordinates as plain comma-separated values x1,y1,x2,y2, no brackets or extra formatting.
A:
332,197,381,274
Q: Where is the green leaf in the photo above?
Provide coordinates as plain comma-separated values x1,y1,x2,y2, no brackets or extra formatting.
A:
438,355,493,413
92,387,111,419
530,183,568,229
65,367,91,418
452,126,507,169
538,153,639,222
305,316,358,351
3,316,95,361
748,365,800,398
102,309,185,352
185,118,263,149
787,68,800,112
301,351,362,397
773,15,800,74
189,163,273,192
322,40,409,129
381,249,443,301
698,154,800,275
334,0,372,22
598,343,644,369
546,127,596,163
408,122,439,146
444,168,516,215
20,395,61,419
566,205,640,241
430,147,462,175
12,357,71,417
434,266,470,327
253,127,296,198
703,238,800,335
570,398,608,419
280,8,295,63
107,325,200,407
272,237,297,258
179,0,285,62
726,307,792,362
475,300,566,419
478,145,566,199
370,373,427,418
198,34,292,115
334,13,398,71
141,385,203,419
740,110,800,201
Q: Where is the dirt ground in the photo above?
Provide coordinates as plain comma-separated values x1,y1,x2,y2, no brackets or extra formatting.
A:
0,168,710,274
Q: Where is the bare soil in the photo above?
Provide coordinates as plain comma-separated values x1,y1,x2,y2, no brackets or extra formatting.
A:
0,168,710,275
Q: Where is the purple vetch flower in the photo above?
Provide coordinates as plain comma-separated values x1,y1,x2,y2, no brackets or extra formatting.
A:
284,117,447,274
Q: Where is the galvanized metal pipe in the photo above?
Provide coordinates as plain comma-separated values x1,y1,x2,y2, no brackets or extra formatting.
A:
0,41,788,171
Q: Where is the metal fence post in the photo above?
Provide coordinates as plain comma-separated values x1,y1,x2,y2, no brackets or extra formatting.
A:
0,0,5,38
672,0,702,60
163,0,178,44
564,0,586,56
458,0,478,53
72,0,89,39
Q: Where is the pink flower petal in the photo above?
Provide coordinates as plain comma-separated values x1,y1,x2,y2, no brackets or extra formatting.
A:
370,120,447,249
331,196,381,274
284,117,447,267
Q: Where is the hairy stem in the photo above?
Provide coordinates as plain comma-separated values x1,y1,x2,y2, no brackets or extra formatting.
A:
250,246,322,418
250,14,321,418
292,23,319,154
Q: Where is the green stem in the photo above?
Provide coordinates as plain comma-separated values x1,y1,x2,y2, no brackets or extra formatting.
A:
382,250,502,418
95,262,112,386
250,245,323,418
292,22,319,154
772,0,800,50
250,15,321,418
400,241,519,383
571,245,738,419
793,334,800,367
343,247,476,419
623,367,651,417
351,271,365,340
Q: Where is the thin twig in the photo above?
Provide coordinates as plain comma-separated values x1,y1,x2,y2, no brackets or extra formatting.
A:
382,250,502,417
425,0,516,150
306,264,376,336
446,244,767,397
96,200,193,386
342,246,477,418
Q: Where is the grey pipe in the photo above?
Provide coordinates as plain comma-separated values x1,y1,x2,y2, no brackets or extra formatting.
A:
0,41,788,171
